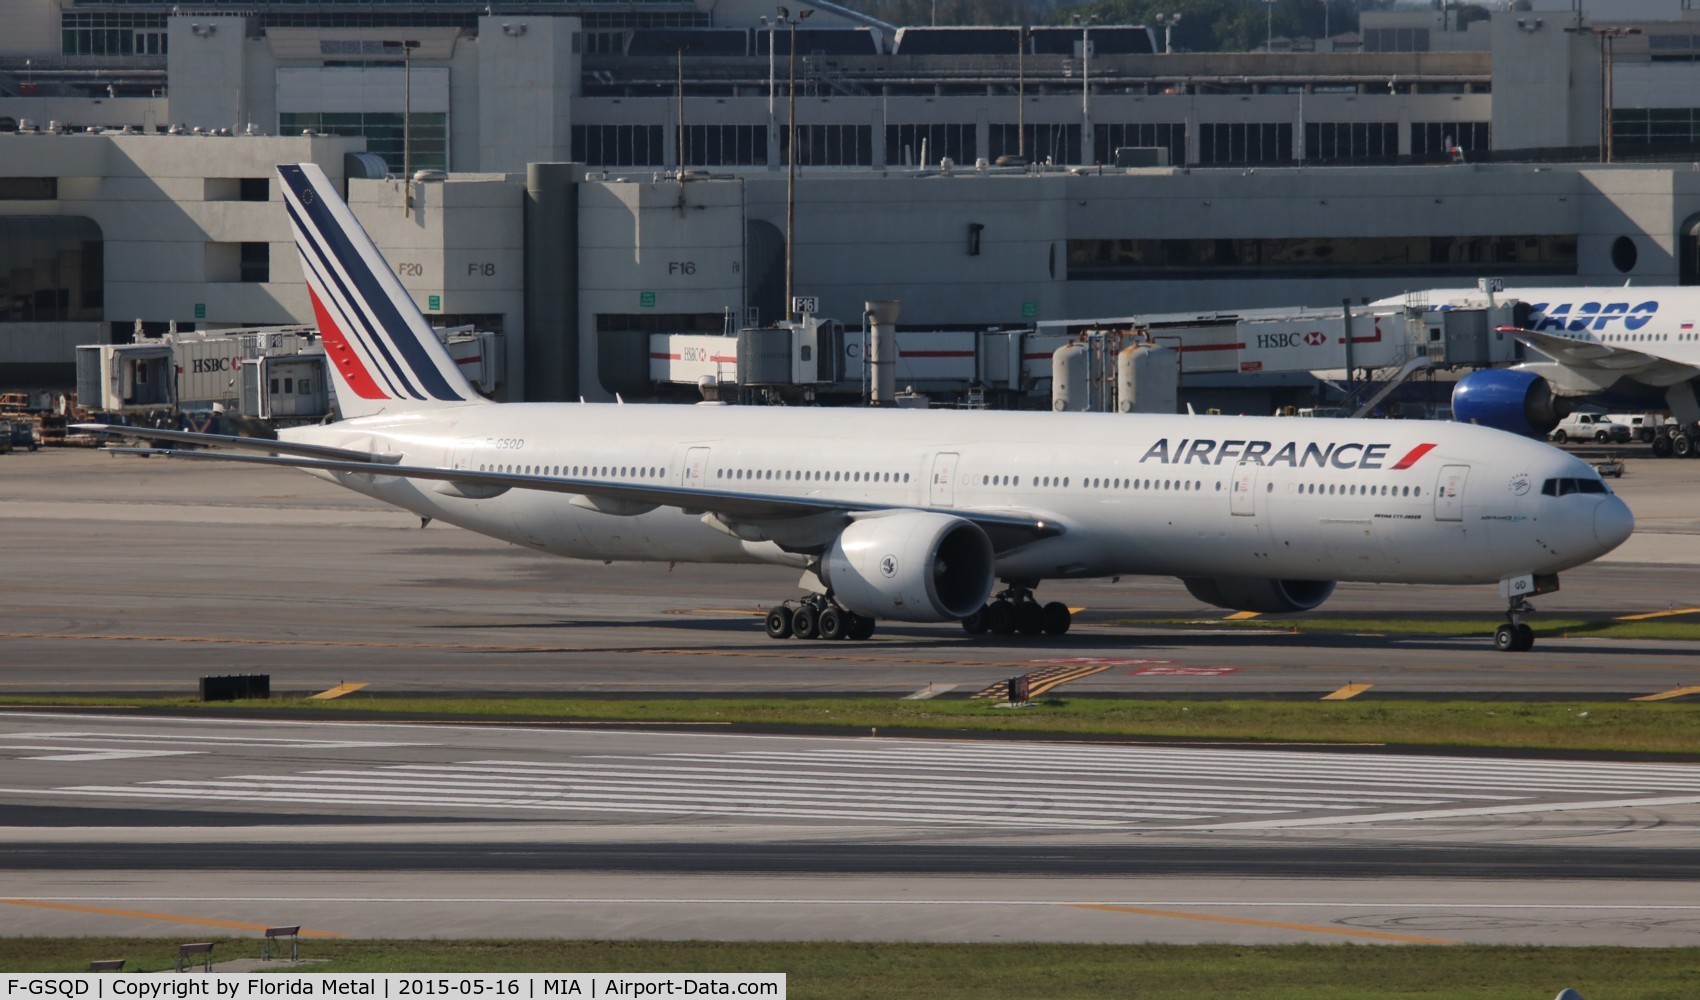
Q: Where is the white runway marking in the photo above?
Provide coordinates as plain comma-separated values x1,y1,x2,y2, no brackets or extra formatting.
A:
22,737,1700,831
13,896,1700,911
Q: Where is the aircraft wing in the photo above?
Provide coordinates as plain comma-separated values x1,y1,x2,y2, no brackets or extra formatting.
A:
74,423,403,464
1506,328,1700,388
81,429,1062,551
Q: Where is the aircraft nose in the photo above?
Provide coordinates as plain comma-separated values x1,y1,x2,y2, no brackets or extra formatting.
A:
1594,497,1635,552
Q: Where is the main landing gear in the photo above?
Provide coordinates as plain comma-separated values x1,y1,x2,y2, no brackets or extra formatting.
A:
1494,597,1537,653
960,583,1072,637
765,595,876,641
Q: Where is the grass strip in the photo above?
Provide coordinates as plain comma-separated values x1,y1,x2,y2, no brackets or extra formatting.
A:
1,696,1695,755
3,938,1698,998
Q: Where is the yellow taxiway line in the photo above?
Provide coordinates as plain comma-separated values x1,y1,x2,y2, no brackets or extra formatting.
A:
1320,683,1374,701
1630,686,1700,702
308,682,369,700
0,899,345,937
1224,611,1262,620
1616,607,1700,621
1068,903,1458,944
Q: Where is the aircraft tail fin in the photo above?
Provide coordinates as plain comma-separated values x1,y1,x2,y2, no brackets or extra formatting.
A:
278,163,483,419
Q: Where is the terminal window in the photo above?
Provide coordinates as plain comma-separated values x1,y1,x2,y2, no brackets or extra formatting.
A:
1411,122,1490,160
1305,122,1398,163
62,12,167,56
885,124,976,167
0,217,103,322
1095,123,1185,168
0,178,58,200
573,124,665,166
783,125,874,167
682,124,767,167
279,112,447,172
1067,234,1578,281
989,124,1080,165
1198,123,1293,165
1613,109,1700,152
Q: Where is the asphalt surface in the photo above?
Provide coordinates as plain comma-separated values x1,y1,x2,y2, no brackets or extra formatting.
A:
1,714,1698,946
1,445,1698,948
1,447,1698,699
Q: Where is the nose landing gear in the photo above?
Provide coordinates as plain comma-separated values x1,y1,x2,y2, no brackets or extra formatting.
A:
1494,597,1536,652
1494,573,1558,652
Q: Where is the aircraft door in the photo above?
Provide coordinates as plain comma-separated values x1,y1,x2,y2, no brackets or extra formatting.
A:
684,446,711,489
930,452,960,506
1434,464,1469,521
1230,460,1259,516
451,437,480,471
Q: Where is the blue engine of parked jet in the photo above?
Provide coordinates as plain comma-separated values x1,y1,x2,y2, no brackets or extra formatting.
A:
1451,368,1570,438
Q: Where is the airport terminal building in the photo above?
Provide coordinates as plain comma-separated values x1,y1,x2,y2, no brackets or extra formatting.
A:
8,0,1700,402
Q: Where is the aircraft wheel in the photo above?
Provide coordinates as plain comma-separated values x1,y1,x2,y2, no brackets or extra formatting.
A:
818,606,849,640
1653,435,1674,458
791,604,820,640
1516,623,1535,651
1040,601,1072,635
987,600,1017,635
1493,624,1523,652
1015,601,1044,636
1674,433,1695,458
847,614,875,640
1552,430,1568,444
961,606,989,635
765,605,794,639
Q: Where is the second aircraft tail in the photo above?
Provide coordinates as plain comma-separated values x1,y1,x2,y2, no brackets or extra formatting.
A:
278,162,483,419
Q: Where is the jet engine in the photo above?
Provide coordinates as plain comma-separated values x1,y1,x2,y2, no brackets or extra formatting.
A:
1182,577,1336,614
821,512,995,622
1451,368,1572,438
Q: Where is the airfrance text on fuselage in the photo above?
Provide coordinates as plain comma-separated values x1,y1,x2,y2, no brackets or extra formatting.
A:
1140,439,1427,470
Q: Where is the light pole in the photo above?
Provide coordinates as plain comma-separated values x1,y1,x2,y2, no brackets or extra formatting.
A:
777,6,812,322
760,16,776,169
385,39,421,214
1264,0,1275,51
1567,25,1640,163
1073,14,1097,165
1156,13,1181,53
1016,25,1028,162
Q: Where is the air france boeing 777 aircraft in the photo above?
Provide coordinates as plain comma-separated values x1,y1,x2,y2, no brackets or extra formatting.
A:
84,164,1635,653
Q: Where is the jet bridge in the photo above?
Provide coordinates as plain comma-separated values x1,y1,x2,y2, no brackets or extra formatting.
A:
645,300,1519,408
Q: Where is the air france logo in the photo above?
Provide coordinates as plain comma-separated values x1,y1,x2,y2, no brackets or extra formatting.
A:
1529,301,1658,333
880,555,899,578
1139,438,1436,470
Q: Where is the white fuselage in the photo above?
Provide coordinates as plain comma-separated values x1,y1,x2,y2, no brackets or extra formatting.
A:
281,404,1631,589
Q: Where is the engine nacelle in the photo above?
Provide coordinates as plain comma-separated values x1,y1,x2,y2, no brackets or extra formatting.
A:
821,512,995,622
1451,368,1572,438
1182,577,1336,614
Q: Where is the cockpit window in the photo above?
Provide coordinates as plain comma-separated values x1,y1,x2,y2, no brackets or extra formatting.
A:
1541,477,1609,496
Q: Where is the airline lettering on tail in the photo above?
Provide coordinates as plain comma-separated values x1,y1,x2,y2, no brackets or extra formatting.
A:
1528,301,1659,333
1139,439,1436,470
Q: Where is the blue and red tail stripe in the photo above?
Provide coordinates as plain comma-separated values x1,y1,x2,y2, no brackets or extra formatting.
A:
278,163,475,409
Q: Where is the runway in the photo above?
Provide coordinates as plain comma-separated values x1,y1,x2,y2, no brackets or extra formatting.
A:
2,713,1698,945
1,713,1698,946
1,449,1699,698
